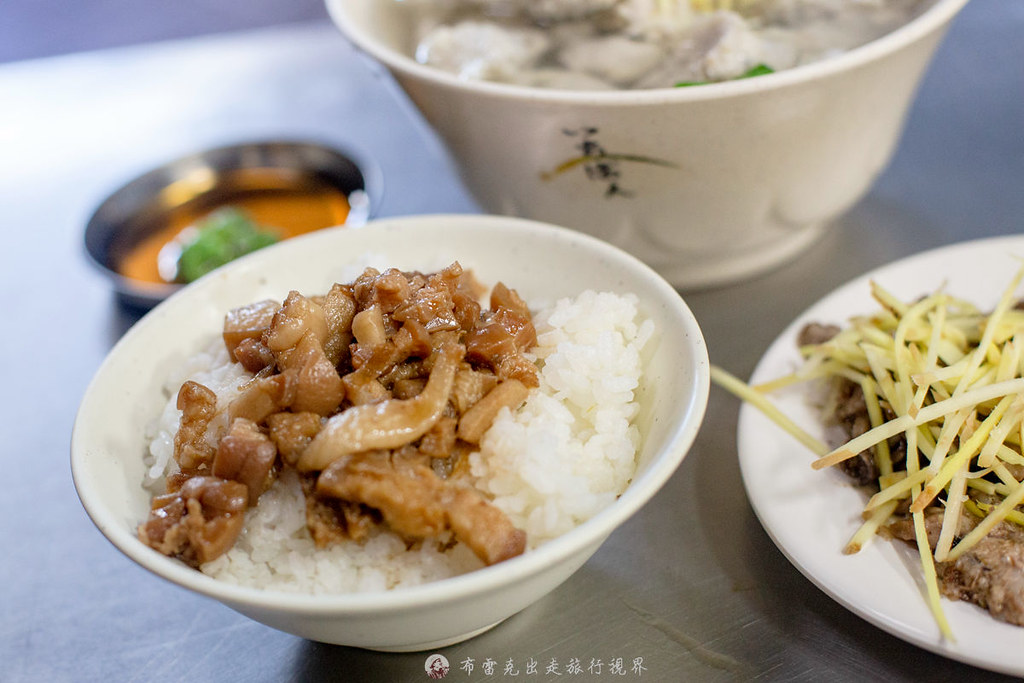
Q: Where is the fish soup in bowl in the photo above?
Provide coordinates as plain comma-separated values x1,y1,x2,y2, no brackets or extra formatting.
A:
71,214,709,651
328,0,969,288
406,0,931,89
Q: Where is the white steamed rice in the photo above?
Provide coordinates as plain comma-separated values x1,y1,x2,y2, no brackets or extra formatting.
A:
142,288,653,593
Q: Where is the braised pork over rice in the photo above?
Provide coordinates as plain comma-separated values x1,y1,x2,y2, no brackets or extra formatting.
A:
138,263,536,568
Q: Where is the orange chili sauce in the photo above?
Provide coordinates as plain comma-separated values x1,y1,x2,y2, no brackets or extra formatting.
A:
117,168,351,284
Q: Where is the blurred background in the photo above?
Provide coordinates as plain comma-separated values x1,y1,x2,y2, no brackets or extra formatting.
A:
1,0,328,63
5,2,1024,681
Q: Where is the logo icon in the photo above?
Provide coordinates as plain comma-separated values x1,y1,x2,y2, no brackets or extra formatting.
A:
541,126,678,197
425,653,450,679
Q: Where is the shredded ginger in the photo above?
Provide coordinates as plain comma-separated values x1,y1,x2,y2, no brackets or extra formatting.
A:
713,262,1024,639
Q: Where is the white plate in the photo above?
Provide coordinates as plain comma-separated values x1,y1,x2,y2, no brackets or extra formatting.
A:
738,235,1024,676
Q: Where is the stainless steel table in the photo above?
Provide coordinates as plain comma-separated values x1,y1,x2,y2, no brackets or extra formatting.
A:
3,3,1022,680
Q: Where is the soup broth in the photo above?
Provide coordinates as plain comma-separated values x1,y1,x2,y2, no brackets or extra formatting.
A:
117,168,351,285
406,0,931,90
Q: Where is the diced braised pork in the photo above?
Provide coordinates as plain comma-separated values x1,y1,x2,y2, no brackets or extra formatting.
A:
265,291,329,362
228,372,296,424
419,415,459,458
343,376,392,406
232,337,276,373
391,377,428,400
223,299,279,362
393,319,434,360
489,281,531,319
301,473,379,547
264,291,344,416
351,305,388,346
138,476,248,567
451,365,500,414
392,274,461,334
287,333,345,415
266,411,322,467
320,283,356,367
212,417,278,504
149,263,538,570
464,306,539,387
174,380,218,472
297,343,465,471
457,379,530,443
317,450,526,565
352,268,415,314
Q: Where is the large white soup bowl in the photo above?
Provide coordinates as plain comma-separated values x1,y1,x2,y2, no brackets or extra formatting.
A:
328,0,970,288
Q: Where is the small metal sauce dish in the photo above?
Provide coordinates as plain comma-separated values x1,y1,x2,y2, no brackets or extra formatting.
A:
85,140,381,310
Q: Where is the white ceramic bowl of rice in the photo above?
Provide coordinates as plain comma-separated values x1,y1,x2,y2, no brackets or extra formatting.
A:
71,214,709,651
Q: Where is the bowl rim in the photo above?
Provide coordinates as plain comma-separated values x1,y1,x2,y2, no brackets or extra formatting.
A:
326,0,971,104
71,213,710,616
82,137,384,308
